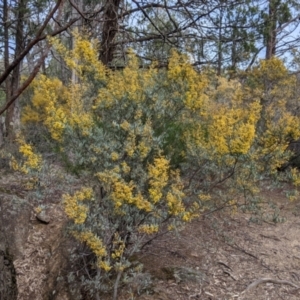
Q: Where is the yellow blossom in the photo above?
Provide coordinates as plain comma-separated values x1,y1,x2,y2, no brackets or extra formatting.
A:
121,162,130,174
98,260,111,271
138,224,159,234
111,152,119,161
148,156,169,203
63,187,93,224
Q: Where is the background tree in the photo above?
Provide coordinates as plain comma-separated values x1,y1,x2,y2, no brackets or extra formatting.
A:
1,0,300,140
0,0,78,140
260,0,298,59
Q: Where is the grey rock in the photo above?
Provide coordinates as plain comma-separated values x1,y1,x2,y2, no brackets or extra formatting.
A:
36,211,51,224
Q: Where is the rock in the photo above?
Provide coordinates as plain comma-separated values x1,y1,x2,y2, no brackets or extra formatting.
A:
36,211,51,224
0,195,31,300
0,174,69,300
0,249,18,300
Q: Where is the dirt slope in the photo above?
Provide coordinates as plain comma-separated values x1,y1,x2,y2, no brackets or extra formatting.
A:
134,189,300,300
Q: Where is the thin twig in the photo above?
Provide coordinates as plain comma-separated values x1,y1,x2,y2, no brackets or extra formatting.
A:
217,261,233,271
260,234,280,241
223,270,238,281
244,277,300,292
113,271,123,300
226,242,259,260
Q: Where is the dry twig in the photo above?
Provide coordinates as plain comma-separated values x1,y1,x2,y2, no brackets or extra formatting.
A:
244,277,300,292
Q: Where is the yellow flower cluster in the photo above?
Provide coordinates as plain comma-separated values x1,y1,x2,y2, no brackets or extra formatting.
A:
258,57,288,82
166,185,185,216
186,98,261,157
73,230,107,256
96,171,116,189
99,260,112,271
138,224,159,234
9,157,19,172
228,199,238,215
148,156,170,203
262,105,300,153
44,105,67,142
73,230,110,270
138,141,150,159
167,50,208,112
167,50,190,80
162,168,186,216
235,169,260,195
49,32,106,81
121,118,153,160
19,144,41,170
121,162,130,174
111,180,135,208
111,180,152,211
96,171,152,212
10,136,42,174
95,49,157,109
65,83,94,135
210,100,260,155
111,233,125,259
111,152,119,161
63,187,93,224
198,193,211,201
22,75,94,140
125,131,136,157
23,35,99,140
178,207,199,222
290,168,300,188
120,120,130,131
22,76,66,141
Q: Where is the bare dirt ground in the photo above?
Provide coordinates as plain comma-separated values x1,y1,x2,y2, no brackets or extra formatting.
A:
130,188,300,300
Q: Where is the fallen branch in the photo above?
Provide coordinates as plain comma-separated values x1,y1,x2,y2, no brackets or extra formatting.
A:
217,261,233,271
217,261,238,280
226,242,259,260
223,270,238,281
245,277,300,292
260,234,280,241
189,290,202,299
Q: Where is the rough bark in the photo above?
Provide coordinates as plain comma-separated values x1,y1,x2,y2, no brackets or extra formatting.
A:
4,0,27,139
1,0,10,144
99,0,122,66
265,0,277,59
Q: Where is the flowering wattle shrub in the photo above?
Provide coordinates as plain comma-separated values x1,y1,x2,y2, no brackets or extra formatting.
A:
18,33,300,297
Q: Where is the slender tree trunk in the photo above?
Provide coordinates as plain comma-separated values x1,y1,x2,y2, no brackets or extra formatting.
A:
113,271,123,300
231,26,237,73
99,0,122,66
217,8,223,76
1,0,10,145
265,0,277,59
5,0,26,139
71,0,83,84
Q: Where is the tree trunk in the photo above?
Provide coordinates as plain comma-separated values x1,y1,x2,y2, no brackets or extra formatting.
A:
5,0,26,139
1,0,10,145
216,7,224,76
71,0,83,84
230,26,238,73
99,0,122,66
265,0,277,59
